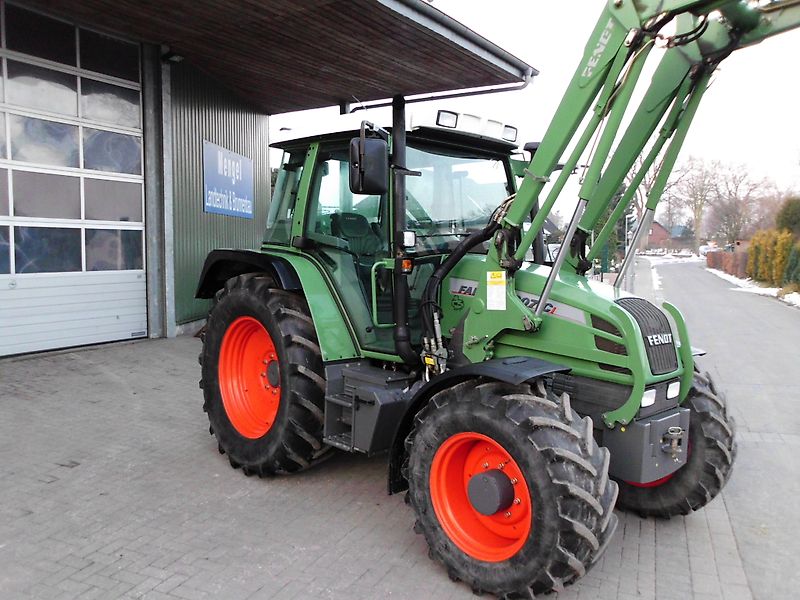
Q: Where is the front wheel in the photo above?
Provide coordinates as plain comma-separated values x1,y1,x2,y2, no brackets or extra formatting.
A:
404,379,618,597
615,370,736,518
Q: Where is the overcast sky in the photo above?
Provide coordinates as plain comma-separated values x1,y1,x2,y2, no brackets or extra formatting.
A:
270,1,800,218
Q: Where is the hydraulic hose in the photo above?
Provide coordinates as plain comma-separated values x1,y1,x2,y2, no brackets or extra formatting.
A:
421,221,501,339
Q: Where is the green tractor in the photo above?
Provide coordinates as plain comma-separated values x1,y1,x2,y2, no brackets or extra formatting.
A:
196,1,799,596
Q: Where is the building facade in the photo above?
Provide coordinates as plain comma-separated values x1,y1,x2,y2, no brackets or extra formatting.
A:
0,0,531,357
0,3,269,355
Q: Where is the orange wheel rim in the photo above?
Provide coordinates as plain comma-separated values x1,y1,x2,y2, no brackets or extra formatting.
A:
430,432,532,562
218,316,281,439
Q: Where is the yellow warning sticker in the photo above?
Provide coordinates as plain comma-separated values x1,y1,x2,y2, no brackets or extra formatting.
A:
486,271,506,311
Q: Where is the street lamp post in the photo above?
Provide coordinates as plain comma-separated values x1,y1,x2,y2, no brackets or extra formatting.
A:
624,213,636,257
622,212,636,290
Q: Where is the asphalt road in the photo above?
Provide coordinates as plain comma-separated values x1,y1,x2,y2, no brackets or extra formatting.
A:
639,257,800,600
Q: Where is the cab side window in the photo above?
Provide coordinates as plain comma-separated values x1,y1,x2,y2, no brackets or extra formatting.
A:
308,150,385,258
264,150,304,245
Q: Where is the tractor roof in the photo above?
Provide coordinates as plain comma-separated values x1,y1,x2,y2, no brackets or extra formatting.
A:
271,126,518,156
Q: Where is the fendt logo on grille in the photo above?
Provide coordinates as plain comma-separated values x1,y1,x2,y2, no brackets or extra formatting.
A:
646,333,673,347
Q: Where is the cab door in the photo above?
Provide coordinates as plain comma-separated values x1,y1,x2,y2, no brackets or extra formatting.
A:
303,145,396,353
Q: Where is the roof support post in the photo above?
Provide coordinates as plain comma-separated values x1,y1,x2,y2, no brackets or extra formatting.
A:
142,43,166,338
391,95,417,364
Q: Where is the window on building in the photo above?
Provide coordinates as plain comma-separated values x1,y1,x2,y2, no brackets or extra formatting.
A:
0,4,144,277
14,226,81,273
83,128,142,174
81,79,140,128
79,29,140,82
9,115,80,168
6,61,78,116
84,179,143,222
5,5,77,66
0,170,8,215
0,113,6,158
0,226,9,274
12,171,81,219
85,229,143,271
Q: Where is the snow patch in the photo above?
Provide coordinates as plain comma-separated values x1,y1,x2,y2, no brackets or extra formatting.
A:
732,287,780,296
705,267,799,309
784,292,800,308
641,253,705,266
705,268,746,287
651,267,662,291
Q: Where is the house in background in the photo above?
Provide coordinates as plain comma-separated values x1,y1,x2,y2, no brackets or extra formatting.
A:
670,225,694,248
646,221,670,249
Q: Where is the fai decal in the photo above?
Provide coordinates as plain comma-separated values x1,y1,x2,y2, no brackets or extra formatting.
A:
449,278,479,297
448,278,586,325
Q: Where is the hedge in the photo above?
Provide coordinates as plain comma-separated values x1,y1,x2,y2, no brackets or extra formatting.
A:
774,230,794,286
784,242,800,286
745,228,799,286
707,250,747,278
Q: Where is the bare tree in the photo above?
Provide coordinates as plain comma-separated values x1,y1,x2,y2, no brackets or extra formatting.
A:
625,152,686,223
706,164,764,244
749,183,797,234
672,157,718,251
659,190,687,233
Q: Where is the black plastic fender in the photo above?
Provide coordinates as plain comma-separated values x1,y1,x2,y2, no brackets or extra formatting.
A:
195,249,302,298
387,356,570,494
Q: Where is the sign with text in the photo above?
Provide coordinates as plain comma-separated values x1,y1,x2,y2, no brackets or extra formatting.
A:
203,141,254,219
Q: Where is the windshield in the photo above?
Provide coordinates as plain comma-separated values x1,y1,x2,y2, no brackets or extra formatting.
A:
405,144,511,253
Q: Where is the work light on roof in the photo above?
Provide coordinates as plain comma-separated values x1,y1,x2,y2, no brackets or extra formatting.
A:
416,109,518,146
502,125,518,143
436,110,459,128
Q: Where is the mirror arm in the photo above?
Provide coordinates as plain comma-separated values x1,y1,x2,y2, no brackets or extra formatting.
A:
391,166,421,177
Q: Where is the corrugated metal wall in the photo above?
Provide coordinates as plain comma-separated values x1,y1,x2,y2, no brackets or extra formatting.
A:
170,62,270,324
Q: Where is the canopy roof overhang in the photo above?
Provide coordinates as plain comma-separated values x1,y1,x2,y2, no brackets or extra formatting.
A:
21,0,536,114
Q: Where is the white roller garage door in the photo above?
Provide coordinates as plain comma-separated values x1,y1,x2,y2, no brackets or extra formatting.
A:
0,4,147,356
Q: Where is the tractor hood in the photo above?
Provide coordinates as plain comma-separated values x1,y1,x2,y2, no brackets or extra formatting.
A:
440,255,692,427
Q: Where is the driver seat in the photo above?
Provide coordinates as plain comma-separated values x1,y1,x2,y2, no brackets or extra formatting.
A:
330,213,383,257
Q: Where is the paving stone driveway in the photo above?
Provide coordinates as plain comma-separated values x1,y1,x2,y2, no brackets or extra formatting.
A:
0,261,794,600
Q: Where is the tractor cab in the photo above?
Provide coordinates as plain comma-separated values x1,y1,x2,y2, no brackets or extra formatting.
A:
266,113,520,354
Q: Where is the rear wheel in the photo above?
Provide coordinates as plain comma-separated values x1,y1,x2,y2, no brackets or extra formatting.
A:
200,273,331,476
615,370,736,518
404,379,618,597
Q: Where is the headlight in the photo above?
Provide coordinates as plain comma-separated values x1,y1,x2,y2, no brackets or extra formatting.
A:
642,388,657,407
667,381,681,399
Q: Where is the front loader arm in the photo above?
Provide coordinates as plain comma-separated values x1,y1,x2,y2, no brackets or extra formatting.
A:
453,1,800,367
502,1,800,260
484,0,800,316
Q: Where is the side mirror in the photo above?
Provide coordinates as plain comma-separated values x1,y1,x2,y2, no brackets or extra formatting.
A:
349,122,388,195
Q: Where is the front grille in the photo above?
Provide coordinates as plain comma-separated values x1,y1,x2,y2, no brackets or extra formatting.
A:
599,363,632,375
592,315,627,355
550,373,631,423
615,297,678,375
